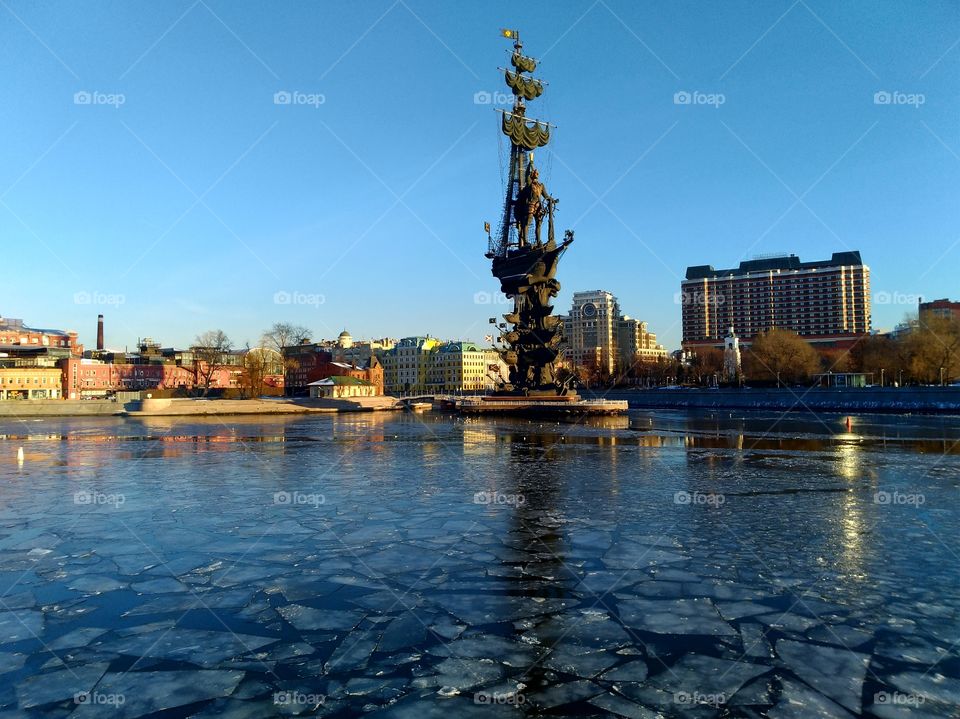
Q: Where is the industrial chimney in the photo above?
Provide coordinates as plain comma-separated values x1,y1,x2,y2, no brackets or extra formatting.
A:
96,314,104,351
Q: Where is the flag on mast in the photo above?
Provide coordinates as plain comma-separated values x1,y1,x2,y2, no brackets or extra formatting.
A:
484,221,491,234
501,28,518,40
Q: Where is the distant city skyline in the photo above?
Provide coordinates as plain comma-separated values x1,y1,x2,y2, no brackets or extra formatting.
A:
2,1,957,350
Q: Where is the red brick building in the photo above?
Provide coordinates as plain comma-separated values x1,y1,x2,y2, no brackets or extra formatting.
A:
919,298,960,323
282,344,383,396
59,358,240,398
0,317,82,356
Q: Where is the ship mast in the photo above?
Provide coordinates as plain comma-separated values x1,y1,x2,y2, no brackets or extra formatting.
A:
487,29,551,259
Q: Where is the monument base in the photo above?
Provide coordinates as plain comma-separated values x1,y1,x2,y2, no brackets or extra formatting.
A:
456,394,627,417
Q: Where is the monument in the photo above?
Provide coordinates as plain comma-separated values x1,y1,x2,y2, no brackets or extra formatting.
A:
723,326,742,384
459,29,626,416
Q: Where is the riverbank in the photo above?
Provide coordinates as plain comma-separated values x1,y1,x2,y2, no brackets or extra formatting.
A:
591,386,960,413
0,396,401,417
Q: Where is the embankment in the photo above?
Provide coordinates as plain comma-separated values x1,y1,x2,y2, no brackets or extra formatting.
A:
594,387,960,413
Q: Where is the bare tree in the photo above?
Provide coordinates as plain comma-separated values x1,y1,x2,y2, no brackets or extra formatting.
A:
262,323,311,354
239,344,269,399
192,330,232,397
745,328,820,385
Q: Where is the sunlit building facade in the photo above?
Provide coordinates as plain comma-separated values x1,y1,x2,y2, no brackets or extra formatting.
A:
681,251,871,349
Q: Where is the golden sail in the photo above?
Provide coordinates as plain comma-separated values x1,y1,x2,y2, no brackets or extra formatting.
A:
505,70,543,100
501,112,550,149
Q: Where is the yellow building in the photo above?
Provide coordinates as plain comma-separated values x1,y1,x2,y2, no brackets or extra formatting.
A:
307,376,377,398
0,367,63,399
383,336,440,394
427,342,506,393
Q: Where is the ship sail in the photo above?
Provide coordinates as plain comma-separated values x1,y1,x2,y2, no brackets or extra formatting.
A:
501,112,550,149
511,50,536,73
504,70,543,100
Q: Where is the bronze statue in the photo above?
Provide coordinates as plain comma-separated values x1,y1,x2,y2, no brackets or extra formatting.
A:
513,168,554,246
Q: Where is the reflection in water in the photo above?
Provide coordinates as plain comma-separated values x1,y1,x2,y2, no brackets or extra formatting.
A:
502,431,568,698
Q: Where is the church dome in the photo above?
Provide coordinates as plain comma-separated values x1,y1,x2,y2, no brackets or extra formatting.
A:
337,330,353,348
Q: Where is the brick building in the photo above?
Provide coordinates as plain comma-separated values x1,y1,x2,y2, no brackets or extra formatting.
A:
59,358,240,399
283,343,383,396
0,317,82,356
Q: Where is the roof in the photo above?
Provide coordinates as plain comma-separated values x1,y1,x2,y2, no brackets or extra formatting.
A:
308,376,374,386
685,251,864,280
438,341,482,353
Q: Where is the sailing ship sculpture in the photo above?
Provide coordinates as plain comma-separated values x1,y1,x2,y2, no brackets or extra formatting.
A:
485,29,575,396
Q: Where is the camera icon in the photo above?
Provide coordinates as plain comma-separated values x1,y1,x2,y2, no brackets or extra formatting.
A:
874,491,891,505
674,491,691,505
74,91,92,105
273,290,291,305
474,90,492,105
473,491,491,505
473,291,491,305
874,91,892,105
74,490,92,505
74,691,90,704
274,90,292,105
73,291,91,305
274,491,292,505
673,91,691,105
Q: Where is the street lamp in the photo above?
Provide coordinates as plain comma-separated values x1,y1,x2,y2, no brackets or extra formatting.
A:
880,368,885,388
898,369,903,387
941,367,945,386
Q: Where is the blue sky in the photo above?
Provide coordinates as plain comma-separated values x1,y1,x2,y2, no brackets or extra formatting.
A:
1,0,957,351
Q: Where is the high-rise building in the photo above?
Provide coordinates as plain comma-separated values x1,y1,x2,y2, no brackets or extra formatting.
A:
617,317,667,369
563,291,667,375
563,291,621,375
680,251,871,349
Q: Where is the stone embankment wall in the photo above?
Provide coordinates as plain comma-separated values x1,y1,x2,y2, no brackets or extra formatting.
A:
598,387,960,413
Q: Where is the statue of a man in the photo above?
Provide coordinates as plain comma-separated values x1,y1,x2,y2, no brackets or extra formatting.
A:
514,168,554,246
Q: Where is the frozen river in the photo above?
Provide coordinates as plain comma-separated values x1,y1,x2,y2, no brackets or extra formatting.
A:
0,410,957,717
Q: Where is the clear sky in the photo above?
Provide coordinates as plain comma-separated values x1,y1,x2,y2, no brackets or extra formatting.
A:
2,0,957,351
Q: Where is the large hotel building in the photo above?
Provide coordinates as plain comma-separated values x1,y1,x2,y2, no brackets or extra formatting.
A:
681,251,870,350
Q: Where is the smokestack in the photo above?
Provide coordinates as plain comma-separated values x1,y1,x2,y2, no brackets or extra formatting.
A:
96,314,104,351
